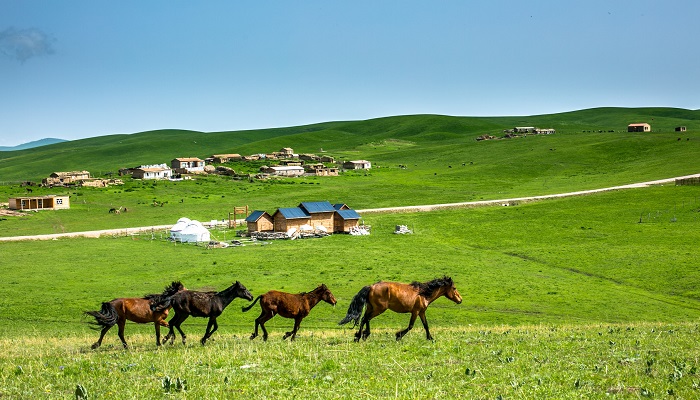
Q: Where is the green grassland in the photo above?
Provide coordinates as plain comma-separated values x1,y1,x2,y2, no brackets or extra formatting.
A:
1,107,700,398
1,107,699,236
2,184,700,397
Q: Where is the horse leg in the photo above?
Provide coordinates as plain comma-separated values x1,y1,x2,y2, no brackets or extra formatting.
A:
354,304,372,342
254,310,274,341
250,309,268,340
418,311,433,340
360,305,386,341
117,319,128,349
154,323,162,347
283,317,303,341
396,312,418,341
201,317,218,345
92,325,111,349
175,320,187,345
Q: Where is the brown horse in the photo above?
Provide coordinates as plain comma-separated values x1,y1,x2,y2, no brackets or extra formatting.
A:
339,276,462,341
85,281,185,349
242,284,336,341
157,281,253,345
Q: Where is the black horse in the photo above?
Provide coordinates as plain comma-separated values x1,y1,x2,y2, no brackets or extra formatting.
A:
155,281,253,345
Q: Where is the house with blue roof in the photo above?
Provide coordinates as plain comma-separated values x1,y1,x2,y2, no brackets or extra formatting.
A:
247,201,362,235
272,207,312,232
245,210,274,232
298,201,336,232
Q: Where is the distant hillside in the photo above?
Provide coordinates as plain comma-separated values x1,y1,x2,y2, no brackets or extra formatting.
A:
0,138,68,152
0,107,698,182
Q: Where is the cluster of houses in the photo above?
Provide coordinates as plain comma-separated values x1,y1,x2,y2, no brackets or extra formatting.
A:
118,148,371,180
477,126,556,141
42,171,123,188
478,123,689,140
244,201,362,235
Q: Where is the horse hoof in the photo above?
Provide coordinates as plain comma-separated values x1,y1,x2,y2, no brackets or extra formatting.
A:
249,335,256,340
91,343,100,349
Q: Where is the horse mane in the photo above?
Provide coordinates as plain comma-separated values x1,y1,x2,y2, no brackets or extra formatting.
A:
301,284,328,297
410,276,453,298
144,281,184,303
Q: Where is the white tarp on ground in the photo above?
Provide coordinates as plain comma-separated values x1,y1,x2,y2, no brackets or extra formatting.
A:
170,218,211,243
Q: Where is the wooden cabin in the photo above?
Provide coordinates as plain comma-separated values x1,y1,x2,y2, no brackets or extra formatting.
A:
272,207,311,232
299,201,336,232
9,195,70,211
334,208,361,233
245,210,274,232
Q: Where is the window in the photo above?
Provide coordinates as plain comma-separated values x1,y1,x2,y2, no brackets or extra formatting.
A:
56,198,63,205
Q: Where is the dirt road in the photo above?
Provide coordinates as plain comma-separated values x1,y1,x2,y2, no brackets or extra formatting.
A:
1,173,698,242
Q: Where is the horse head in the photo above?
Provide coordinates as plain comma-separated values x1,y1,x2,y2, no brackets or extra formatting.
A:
445,280,462,304
319,284,337,306
234,281,254,301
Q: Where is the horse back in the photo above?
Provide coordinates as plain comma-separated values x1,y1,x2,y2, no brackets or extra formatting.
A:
261,290,307,318
369,281,422,313
115,297,166,323
172,291,217,317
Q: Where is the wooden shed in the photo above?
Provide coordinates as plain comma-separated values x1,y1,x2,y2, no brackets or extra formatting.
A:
9,195,70,211
334,208,361,233
299,201,336,232
245,210,274,232
272,207,311,232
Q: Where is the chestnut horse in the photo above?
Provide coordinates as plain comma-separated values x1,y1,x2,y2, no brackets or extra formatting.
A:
157,281,253,345
339,276,462,341
242,284,336,341
85,281,185,349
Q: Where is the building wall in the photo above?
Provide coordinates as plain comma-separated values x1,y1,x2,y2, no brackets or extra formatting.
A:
334,218,359,233
247,216,274,232
9,196,70,210
309,213,334,231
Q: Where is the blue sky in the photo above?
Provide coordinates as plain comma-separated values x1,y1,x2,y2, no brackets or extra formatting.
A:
1,1,698,147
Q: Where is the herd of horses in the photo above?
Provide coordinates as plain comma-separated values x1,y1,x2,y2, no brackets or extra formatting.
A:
85,276,462,349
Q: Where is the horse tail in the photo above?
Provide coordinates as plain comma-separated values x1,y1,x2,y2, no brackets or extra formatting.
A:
338,286,371,326
241,295,261,312
84,302,118,329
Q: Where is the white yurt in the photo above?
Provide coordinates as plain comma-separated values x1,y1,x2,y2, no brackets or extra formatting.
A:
170,218,210,243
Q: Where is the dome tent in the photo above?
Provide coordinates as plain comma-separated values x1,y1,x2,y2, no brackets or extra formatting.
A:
170,218,210,243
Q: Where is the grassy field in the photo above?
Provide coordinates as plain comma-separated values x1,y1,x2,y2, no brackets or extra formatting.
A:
3,324,700,399
1,108,700,237
1,108,700,397
2,183,700,397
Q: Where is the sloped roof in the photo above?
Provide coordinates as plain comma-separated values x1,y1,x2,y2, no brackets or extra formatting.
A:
276,207,311,219
336,209,361,220
245,210,269,222
300,201,335,213
333,203,348,210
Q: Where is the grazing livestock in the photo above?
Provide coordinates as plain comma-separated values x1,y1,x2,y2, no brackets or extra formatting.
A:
157,281,253,345
339,276,462,341
242,284,336,341
85,281,185,349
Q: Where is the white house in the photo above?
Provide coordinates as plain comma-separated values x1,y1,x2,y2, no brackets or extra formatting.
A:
171,157,206,173
343,160,372,170
260,165,305,177
132,164,173,180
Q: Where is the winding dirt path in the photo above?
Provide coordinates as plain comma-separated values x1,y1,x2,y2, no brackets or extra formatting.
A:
1,173,698,242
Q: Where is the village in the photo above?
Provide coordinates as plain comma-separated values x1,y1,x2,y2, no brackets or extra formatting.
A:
4,147,372,244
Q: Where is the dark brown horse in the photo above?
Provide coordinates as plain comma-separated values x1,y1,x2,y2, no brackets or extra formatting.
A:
158,281,253,345
242,284,336,341
85,281,185,349
339,276,462,341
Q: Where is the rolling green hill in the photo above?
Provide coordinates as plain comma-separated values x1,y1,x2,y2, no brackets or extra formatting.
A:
1,107,698,183
0,107,699,236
